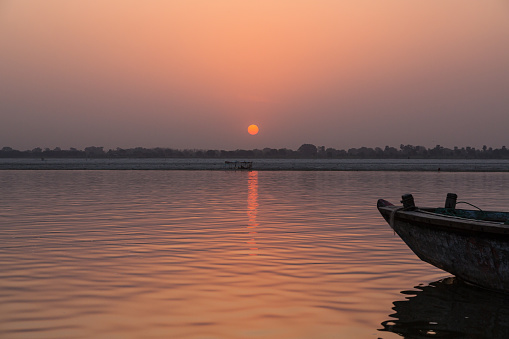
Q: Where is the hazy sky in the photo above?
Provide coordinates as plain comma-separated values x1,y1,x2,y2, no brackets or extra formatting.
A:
1,1,508,151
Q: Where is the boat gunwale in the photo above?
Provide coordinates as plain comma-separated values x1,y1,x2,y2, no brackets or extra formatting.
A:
378,204,509,236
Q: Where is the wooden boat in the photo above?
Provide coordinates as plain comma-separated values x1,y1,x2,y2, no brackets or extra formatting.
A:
224,161,253,170
377,194,509,293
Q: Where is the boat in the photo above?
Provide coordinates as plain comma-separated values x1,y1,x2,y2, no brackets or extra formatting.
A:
377,193,509,293
224,161,253,170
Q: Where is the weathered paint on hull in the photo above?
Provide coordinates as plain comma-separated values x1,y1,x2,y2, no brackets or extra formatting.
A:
391,216,509,292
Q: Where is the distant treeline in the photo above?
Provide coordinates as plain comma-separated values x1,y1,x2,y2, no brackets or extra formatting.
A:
1,144,509,159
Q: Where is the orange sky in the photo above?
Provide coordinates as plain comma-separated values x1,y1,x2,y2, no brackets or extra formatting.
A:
1,1,508,150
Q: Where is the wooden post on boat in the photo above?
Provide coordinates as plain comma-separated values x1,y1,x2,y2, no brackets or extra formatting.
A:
401,194,415,209
445,193,458,209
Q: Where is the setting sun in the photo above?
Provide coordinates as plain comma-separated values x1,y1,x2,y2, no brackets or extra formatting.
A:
248,124,259,135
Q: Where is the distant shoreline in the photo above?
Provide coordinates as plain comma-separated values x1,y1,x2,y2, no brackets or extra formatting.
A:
0,158,508,172
2,144,509,161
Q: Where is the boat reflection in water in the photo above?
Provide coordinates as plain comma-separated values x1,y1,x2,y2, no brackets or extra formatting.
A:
380,277,509,338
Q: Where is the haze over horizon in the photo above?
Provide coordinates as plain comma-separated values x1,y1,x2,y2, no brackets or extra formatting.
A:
1,1,508,151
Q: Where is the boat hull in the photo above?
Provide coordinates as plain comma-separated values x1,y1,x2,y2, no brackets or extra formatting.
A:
378,199,509,293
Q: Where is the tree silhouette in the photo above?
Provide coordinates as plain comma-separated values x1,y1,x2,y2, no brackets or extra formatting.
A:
298,144,318,157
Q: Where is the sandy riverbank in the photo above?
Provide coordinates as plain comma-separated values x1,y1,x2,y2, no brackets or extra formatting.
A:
1,158,508,171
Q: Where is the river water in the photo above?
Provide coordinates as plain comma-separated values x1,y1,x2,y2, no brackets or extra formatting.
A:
1,170,509,338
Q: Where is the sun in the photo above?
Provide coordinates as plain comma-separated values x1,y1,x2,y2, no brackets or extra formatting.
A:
248,124,259,135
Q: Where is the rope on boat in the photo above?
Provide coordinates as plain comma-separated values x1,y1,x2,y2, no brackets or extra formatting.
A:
435,202,486,220
456,201,483,212
389,207,406,229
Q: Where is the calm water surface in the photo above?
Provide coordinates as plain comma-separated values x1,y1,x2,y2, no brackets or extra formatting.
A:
1,170,509,338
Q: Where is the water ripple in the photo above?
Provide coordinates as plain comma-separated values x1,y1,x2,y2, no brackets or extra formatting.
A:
1,170,508,338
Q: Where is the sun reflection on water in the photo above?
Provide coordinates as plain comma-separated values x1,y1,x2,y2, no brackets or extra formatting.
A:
247,171,259,255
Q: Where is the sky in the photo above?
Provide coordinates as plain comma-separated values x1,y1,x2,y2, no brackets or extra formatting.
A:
1,1,508,151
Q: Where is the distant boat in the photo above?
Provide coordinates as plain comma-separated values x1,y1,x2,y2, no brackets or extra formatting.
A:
224,161,253,170
377,193,509,293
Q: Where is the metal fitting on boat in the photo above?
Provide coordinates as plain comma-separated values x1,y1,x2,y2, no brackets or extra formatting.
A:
445,193,458,209
401,194,415,209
